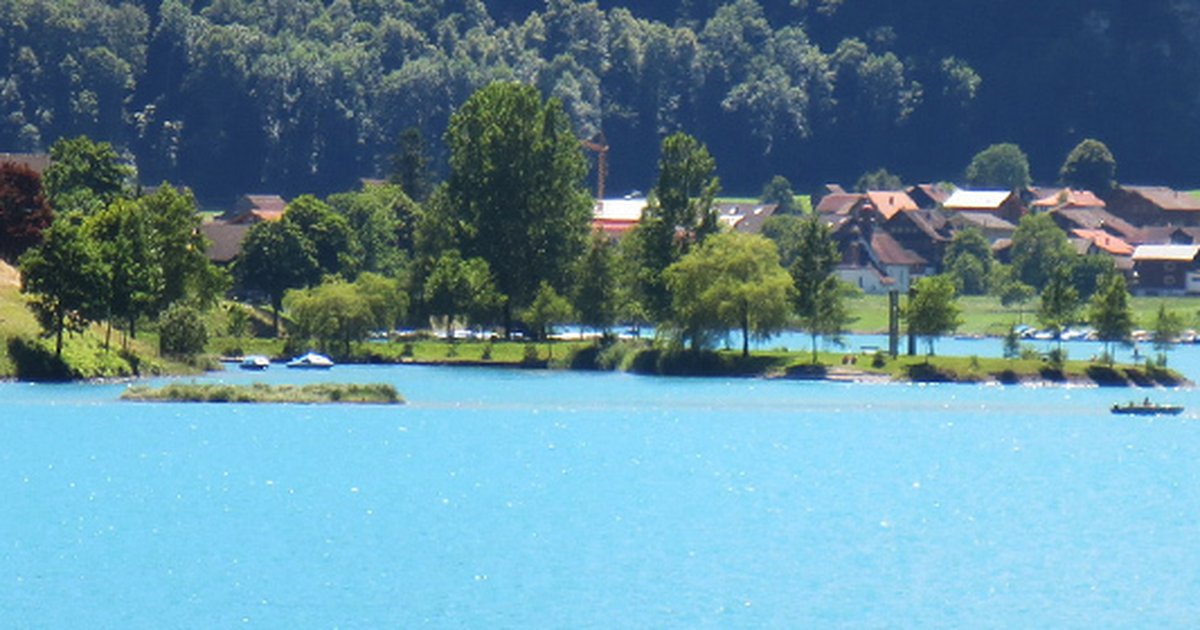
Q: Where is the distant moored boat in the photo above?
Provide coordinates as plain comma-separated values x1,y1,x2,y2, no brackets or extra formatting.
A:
239,355,271,371
286,352,335,369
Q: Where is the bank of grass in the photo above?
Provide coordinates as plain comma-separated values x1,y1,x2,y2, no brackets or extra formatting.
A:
0,284,207,380
846,294,1200,336
123,382,402,404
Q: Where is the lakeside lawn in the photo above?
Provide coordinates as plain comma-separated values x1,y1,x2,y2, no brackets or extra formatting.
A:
845,294,1200,336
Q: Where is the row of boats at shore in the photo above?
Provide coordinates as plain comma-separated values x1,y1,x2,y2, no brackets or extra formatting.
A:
238,352,334,371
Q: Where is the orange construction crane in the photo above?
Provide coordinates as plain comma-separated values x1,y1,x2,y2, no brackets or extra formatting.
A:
581,132,608,201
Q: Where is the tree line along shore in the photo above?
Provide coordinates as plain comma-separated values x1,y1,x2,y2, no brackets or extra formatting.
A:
0,81,1195,385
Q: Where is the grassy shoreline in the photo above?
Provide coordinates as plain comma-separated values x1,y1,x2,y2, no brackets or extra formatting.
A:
0,279,1194,386
208,338,1188,387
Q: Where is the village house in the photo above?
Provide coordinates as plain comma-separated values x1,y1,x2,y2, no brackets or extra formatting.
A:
1131,244,1200,294
1105,185,1200,226
824,206,931,293
1069,228,1135,274
942,189,1026,224
219,194,288,224
591,197,647,238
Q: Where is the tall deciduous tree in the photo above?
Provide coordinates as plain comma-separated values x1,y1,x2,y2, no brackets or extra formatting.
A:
1150,304,1184,367
943,227,994,295
760,175,798,214
1038,267,1079,351
573,232,618,335
284,195,362,279
523,281,575,343
86,199,162,344
0,162,54,262
444,82,592,333
1060,138,1117,194
904,274,962,356
965,143,1030,190
854,167,902,192
1087,271,1132,365
628,132,720,321
423,249,504,338
19,219,110,358
787,215,845,361
284,279,377,358
1010,213,1075,291
43,136,131,214
235,220,320,336
389,127,433,202
140,184,227,310
665,232,792,357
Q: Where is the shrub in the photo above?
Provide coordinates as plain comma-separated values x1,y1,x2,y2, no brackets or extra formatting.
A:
159,303,209,358
871,351,887,368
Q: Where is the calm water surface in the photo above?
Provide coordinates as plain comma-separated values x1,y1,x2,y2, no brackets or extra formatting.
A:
4,344,1200,628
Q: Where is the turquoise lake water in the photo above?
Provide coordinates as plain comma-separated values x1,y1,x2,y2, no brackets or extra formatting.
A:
4,341,1200,628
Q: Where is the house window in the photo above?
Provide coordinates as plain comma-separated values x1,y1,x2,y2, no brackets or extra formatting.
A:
1164,275,1176,286
1165,262,1177,272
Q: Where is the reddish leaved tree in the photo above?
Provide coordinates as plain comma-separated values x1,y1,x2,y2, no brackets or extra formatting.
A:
0,162,54,262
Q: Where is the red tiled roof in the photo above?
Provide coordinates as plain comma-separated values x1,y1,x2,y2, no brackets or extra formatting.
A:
1071,229,1134,256
1032,188,1105,209
864,191,919,220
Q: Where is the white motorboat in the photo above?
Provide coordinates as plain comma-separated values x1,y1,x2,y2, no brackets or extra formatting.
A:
286,352,335,369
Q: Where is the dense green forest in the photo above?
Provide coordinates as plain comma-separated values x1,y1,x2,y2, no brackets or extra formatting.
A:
2,0,1198,204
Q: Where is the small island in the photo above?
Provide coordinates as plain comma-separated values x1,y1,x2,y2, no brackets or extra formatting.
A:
122,382,403,405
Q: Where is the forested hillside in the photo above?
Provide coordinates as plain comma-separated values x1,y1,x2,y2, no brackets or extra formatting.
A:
2,0,1198,203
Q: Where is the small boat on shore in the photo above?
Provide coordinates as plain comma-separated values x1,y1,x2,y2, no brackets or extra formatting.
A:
239,355,271,371
286,352,335,369
1111,399,1184,416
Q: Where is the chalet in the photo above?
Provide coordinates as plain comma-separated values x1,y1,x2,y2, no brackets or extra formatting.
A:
942,189,1025,223
1106,185,1200,226
592,198,646,238
1131,244,1200,295
906,183,953,209
220,194,287,224
0,152,50,175
1031,188,1105,213
715,202,777,234
827,213,929,293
